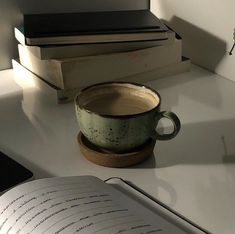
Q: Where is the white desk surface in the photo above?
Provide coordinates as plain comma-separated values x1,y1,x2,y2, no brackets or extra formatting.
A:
1,65,235,234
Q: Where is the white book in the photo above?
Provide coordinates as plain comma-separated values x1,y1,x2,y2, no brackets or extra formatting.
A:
15,26,176,60
12,57,190,104
0,175,208,234
18,38,182,90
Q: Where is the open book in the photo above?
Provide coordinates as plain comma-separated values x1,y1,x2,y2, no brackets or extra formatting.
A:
0,176,208,234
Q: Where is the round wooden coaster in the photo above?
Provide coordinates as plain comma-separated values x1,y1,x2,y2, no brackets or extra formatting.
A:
77,132,155,168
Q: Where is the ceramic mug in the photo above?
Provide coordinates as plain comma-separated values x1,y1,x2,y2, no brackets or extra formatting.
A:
75,82,180,152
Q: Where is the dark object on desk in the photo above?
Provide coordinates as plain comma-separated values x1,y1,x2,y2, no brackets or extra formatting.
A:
23,10,169,45
0,151,33,194
229,28,235,55
229,43,235,55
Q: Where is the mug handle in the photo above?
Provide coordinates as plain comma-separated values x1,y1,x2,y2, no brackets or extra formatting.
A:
154,111,181,140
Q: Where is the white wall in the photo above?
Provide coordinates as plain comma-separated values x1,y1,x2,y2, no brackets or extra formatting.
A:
0,0,149,71
151,0,235,82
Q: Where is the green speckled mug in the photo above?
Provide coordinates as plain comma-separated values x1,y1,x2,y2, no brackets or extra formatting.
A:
75,82,180,153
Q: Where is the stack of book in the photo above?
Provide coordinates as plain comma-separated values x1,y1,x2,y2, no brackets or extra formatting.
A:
13,10,190,103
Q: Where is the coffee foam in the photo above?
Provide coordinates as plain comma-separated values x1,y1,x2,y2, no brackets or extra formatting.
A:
77,83,159,116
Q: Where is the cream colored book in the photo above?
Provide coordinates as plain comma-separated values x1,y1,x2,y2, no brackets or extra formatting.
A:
0,175,207,234
15,26,176,60
119,57,191,83
12,57,190,104
18,38,182,90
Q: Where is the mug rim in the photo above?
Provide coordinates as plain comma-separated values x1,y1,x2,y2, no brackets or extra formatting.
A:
75,81,161,119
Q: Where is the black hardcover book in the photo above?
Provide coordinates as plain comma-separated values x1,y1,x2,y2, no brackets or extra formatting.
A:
23,10,169,45
0,151,33,194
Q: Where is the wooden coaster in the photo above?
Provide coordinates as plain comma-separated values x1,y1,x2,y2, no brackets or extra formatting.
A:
77,132,155,168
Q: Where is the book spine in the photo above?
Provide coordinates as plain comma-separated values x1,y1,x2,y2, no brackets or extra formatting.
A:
14,26,175,60
18,39,182,90
118,58,191,83
18,44,64,89
62,39,182,89
12,58,190,104
28,31,175,60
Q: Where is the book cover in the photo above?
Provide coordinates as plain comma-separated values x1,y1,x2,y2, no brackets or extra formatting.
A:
0,151,33,195
15,26,175,60
23,10,169,45
18,38,182,90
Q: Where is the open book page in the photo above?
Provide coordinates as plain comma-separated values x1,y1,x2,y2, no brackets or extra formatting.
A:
106,178,207,234
0,176,187,234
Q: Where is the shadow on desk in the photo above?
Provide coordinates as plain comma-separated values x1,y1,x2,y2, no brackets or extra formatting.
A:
0,84,55,179
129,153,157,169
155,118,235,168
111,118,235,169
162,16,227,72
147,64,224,112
